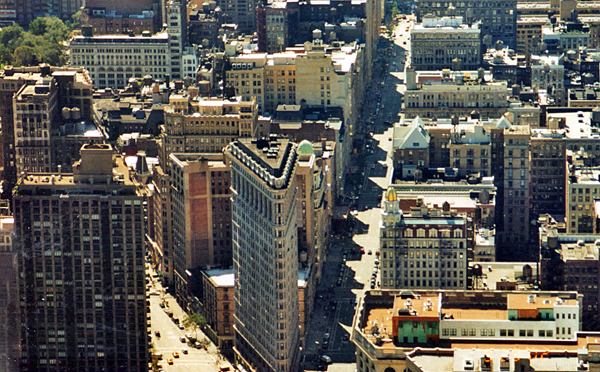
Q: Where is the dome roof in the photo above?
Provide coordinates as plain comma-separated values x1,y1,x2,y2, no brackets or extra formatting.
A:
297,140,314,156
385,187,397,202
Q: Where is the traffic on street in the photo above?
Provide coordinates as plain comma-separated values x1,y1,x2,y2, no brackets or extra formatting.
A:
301,11,414,372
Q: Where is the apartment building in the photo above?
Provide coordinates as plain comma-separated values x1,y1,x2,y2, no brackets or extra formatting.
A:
410,15,482,71
160,94,258,166
168,153,232,308
202,269,235,351
415,0,517,48
226,137,300,372
13,144,148,372
379,188,469,290
0,205,18,372
404,68,508,120
449,123,492,178
391,116,430,178
540,223,600,331
69,31,172,89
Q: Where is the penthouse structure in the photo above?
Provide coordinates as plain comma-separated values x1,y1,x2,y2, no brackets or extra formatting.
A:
379,188,470,290
13,144,148,372
353,290,587,372
226,136,300,372
410,15,482,71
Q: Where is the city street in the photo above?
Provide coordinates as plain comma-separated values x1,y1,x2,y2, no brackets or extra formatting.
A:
147,268,232,372
301,15,412,372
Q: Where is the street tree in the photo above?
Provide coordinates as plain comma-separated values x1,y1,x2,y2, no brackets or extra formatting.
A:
182,312,207,339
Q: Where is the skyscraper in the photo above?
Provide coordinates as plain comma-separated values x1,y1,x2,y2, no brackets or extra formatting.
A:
226,137,300,372
14,144,148,372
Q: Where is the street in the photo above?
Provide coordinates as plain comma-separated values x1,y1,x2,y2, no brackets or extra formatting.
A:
147,268,232,372
301,15,412,372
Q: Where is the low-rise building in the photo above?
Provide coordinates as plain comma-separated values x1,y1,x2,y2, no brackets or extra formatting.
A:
410,15,481,71
352,289,590,372
404,68,509,120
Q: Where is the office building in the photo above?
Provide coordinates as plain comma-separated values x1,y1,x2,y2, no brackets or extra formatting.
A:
379,188,469,290
352,289,589,372
226,137,300,372
69,31,172,89
415,0,517,48
403,68,508,120
0,203,19,372
257,2,299,53
410,15,481,71
16,0,80,26
14,144,148,372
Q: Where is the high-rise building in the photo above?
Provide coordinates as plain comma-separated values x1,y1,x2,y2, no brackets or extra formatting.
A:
14,144,148,372
226,137,300,372
0,65,93,199
168,153,233,307
0,202,19,372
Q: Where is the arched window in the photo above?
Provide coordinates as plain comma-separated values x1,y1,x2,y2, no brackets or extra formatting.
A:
384,368,396,372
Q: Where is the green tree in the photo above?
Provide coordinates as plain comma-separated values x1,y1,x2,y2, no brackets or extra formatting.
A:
0,45,13,66
66,10,83,31
29,17,49,35
0,25,24,52
42,17,71,44
391,5,399,19
182,313,207,339
13,45,36,66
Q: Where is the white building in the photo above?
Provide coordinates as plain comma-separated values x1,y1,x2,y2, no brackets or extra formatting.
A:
69,32,171,89
226,137,300,372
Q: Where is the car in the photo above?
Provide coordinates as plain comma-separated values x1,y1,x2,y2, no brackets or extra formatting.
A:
320,355,332,364
367,250,372,255
195,341,202,349
182,348,188,354
323,339,329,348
336,279,342,286
376,251,380,257
178,323,184,330
159,302,165,308
360,247,365,254
375,258,380,265
370,281,376,289
179,336,186,343
173,351,179,358
149,290,158,296
167,358,173,365
371,276,376,282
155,331,161,338
324,333,331,340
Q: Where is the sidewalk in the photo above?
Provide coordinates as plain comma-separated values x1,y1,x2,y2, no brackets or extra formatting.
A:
146,262,233,369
